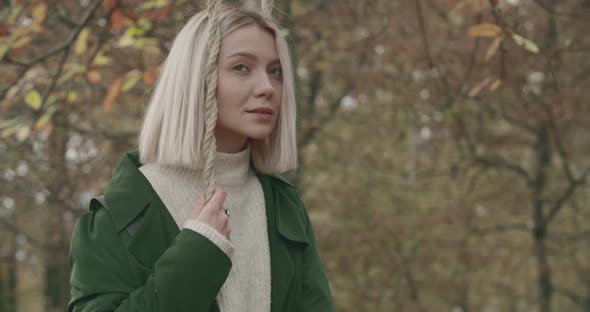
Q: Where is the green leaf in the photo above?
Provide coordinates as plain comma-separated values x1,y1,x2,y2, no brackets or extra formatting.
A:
0,43,12,60
138,0,168,11
25,90,42,110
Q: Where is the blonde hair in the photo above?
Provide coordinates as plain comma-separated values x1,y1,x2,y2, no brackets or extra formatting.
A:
137,6,297,175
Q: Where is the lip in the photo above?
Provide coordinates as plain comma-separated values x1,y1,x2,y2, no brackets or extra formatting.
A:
246,107,274,115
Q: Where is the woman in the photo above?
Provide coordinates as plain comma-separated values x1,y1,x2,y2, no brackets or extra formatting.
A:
67,4,335,312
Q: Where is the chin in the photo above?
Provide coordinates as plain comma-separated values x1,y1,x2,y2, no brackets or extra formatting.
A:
248,133,273,140
247,129,275,141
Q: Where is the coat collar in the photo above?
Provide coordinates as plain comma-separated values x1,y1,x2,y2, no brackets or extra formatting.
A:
103,150,154,232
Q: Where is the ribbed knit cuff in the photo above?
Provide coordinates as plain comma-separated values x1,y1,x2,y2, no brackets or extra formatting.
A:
183,220,234,258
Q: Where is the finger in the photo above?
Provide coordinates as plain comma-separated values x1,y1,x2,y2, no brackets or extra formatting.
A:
192,192,205,218
204,186,227,212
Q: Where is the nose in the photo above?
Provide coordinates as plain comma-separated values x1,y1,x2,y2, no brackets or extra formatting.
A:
253,71,274,98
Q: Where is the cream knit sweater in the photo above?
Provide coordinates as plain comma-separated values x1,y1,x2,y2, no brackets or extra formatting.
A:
138,145,271,312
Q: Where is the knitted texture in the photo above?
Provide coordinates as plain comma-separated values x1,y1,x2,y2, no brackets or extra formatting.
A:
139,145,271,312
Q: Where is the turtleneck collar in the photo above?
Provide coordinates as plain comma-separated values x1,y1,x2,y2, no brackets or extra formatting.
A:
141,144,252,188
214,144,252,187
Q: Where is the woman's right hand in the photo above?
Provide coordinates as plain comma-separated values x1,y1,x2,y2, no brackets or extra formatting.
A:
191,186,231,240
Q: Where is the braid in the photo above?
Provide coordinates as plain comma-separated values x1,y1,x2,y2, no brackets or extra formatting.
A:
201,0,274,203
202,0,223,202
260,0,273,16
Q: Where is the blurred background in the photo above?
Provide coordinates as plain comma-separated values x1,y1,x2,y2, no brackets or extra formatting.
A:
1,0,590,311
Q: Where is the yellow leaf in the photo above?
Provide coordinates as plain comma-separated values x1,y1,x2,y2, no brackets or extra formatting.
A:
93,51,112,66
489,79,502,92
118,32,135,48
7,5,24,24
15,125,30,142
25,90,42,110
467,23,503,38
12,35,32,49
75,27,91,55
485,36,503,62
31,2,48,25
34,114,50,130
511,33,539,53
122,70,142,91
34,105,56,130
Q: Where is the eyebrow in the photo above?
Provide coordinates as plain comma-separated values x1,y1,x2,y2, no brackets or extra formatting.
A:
225,51,281,65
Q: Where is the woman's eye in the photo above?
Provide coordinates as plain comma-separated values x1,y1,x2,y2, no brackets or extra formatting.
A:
269,67,282,77
233,64,249,72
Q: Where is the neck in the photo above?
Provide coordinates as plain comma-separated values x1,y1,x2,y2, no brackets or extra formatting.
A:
215,129,248,153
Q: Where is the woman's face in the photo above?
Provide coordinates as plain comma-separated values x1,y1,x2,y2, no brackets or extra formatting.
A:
215,23,283,152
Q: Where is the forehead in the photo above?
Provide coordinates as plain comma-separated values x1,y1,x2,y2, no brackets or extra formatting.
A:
219,24,278,60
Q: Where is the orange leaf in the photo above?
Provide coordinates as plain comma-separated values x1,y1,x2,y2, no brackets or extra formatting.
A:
109,10,131,31
142,67,159,86
86,70,102,83
468,77,491,97
467,23,503,38
142,4,173,21
102,0,117,11
103,79,121,112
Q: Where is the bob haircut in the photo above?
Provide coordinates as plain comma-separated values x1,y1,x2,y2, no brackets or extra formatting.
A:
137,6,297,174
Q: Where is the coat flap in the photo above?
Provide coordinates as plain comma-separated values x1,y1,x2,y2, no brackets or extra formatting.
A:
274,184,309,246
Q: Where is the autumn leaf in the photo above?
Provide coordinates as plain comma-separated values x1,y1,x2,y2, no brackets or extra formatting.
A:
468,77,491,97
102,0,117,11
31,2,48,25
15,124,30,142
143,67,160,86
122,70,142,91
92,50,112,66
0,42,11,60
511,33,540,53
489,79,502,92
467,23,503,38
12,35,32,49
485,36,503,62
86,70,102,83
103,79,122,112
138,0,169,11
75,27,91,55
7,4,23,24
67,91,79,103
110,9,131,31
25,90,42,110
34,105,57,130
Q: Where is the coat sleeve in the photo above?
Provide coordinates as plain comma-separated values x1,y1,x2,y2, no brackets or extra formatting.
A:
297,194,336,312
68,207,231,312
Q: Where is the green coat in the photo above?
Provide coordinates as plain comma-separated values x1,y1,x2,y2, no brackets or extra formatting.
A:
68,150,335,312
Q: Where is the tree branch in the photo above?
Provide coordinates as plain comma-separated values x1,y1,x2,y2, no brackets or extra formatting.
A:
532,0,590,19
